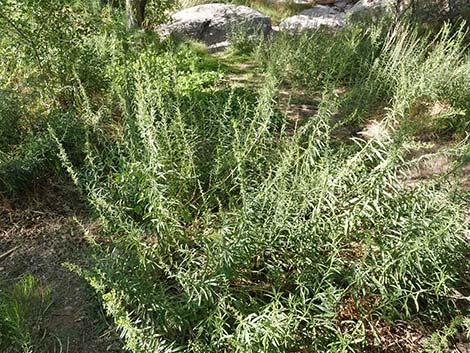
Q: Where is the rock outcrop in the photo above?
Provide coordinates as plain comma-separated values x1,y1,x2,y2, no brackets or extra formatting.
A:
158,4,271,49
279,5,346,31
348,0,395,15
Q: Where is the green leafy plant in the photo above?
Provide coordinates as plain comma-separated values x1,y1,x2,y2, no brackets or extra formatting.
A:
424,316,470,353
58,28,469,351
0,274,52,353
1,2,469,351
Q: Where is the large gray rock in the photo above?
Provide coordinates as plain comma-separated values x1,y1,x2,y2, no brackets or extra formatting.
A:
158,4,271,48
347,0,394,15
279,5,346,31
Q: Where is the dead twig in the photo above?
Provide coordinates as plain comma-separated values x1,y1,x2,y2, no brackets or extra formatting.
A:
0,245,19,261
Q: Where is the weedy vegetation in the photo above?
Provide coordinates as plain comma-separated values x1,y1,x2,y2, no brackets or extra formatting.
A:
0,0,469,352
0,275,52,353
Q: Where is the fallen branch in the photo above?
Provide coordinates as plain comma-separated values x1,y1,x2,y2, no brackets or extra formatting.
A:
0,245,19,261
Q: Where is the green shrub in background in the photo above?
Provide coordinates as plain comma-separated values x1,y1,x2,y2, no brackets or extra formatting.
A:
0,0,126,197
0,0,108,90
0,89,23,151
0,110,88,196
144,0,177,28
263,19,470,134
0,0,214,199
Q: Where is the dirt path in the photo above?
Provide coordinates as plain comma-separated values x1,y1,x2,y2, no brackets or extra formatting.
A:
0,182,121,353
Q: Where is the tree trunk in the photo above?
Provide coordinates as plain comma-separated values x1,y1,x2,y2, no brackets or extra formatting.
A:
126,0,147,29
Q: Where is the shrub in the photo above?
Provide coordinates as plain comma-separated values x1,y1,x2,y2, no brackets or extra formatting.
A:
262,18,470,134
2,2,468,350
0,0,121,197
62,35,469,352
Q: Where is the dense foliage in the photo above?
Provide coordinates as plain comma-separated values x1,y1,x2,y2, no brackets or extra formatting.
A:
0,1,469,352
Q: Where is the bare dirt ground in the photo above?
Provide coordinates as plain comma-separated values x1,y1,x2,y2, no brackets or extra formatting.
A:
0,181,122,353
